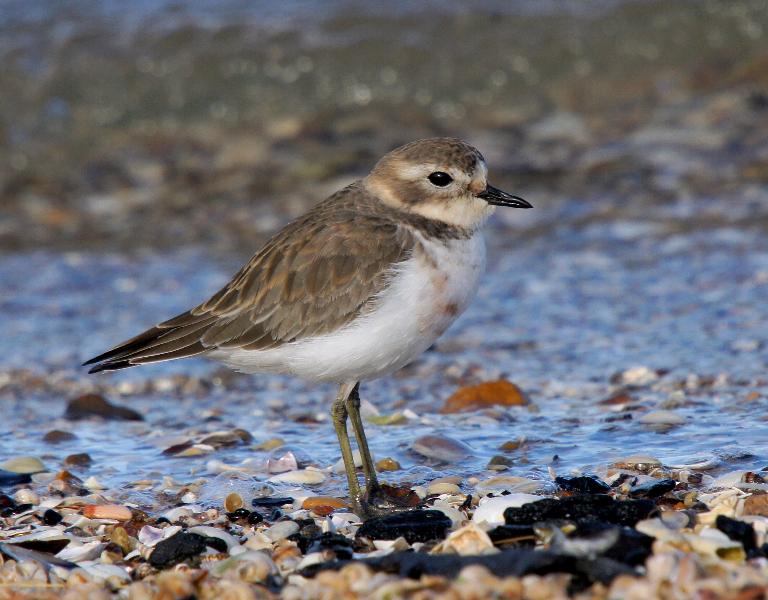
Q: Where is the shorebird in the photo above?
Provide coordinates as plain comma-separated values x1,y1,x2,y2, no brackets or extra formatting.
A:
84,138,531,516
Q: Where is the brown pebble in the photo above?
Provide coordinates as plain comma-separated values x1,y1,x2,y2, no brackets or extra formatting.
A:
43,430,77,443
744,494,768,516
376,458,401,472
302,496,348,513
83,504,133,521
110,526,133,554
64,453,92,468
65,393,143,421
441,380,530,413
599,389,634,406
224,492,244,513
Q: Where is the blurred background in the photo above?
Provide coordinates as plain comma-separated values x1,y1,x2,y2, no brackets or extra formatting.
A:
1,0,767,487
2,0,768,253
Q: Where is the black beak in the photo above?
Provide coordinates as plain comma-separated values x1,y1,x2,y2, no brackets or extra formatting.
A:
477,185,532,209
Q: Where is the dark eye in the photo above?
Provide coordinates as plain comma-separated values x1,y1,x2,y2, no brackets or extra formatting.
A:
427,171,453,187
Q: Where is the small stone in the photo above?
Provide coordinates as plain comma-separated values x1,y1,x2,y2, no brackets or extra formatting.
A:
442,380,529,413
411,434,473,463
149,532,207,568
638,410,686,428
265,520,300,541
427,482,461,496
65,394,143,421
611,455,662,473
499,439,524,452
743,494,768,516
267,469,325,485
14,488,39,505
224,492,244,513
255,438,285,451
0,471,32,486
628,478,677,499
64,453,92,468
487,455,513,471
555,475,611,494
376,458,401,472
356,510,452,543
252,496,294,508
42,430,77,444
0,457,46,474
110,526,133,554
42,509,63,525
302,496,348,512
617,366,659,387
83,504,132,521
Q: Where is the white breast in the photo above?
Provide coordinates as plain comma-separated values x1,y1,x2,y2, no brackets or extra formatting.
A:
209,232,487,383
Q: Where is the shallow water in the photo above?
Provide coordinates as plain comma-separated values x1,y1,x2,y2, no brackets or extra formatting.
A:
2,213,767,505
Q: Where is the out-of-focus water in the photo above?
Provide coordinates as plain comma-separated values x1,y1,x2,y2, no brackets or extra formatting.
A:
2,213,767,502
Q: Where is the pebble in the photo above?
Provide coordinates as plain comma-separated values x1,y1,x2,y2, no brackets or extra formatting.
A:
356,510,452,544
64,393,143,421
302,496,348,511
265,520,300,541
149,532,207,568
475,476,547,496
618,366,659,386
472,494,541,527
83,504,133,521
375,457,401,472
639,410,686,427
64,453,93,468
612,455,662,473
0,456,46,474
434,522,496,555
411,434,473,462
224,492,244,512
427,482,461,496
42,430,77,443
442,379,530,413
555,474,611,494
267,469,325,485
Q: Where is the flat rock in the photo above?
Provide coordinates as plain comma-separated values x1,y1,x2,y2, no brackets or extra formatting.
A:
42,430,77,443
628,478,676,499
149,532,207,568
356,509,452,544
555,475,611,494
504,495,657,527
411,435,473,463
65,394,143,421
0,457,46,474
442,380,530,413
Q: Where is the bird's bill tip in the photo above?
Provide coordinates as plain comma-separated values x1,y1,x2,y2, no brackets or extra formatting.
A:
477,185,532,209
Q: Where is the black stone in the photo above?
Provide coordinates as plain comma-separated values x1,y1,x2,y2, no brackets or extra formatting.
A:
306,532,355,560
247,511,264,525
200,535,228,553
42,509,63,526
487,524,537,548
716,515,758,556
226,508,251,522
628,478,676,499
64,393,143,421
356,510,452,544
0,494,14,509
575,521,654,567
301,548,636,591
0,471,32,488
1,503,33,518
504,495,656,527
251,496,293,508
149,532,207,568
555,475,611,494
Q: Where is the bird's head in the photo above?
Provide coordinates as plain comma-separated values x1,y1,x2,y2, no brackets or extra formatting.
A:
364,137,530,230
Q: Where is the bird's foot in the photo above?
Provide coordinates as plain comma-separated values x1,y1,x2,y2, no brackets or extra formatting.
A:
353,483,421,519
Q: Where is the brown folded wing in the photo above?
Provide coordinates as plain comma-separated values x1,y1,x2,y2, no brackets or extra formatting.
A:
84,189,415,372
